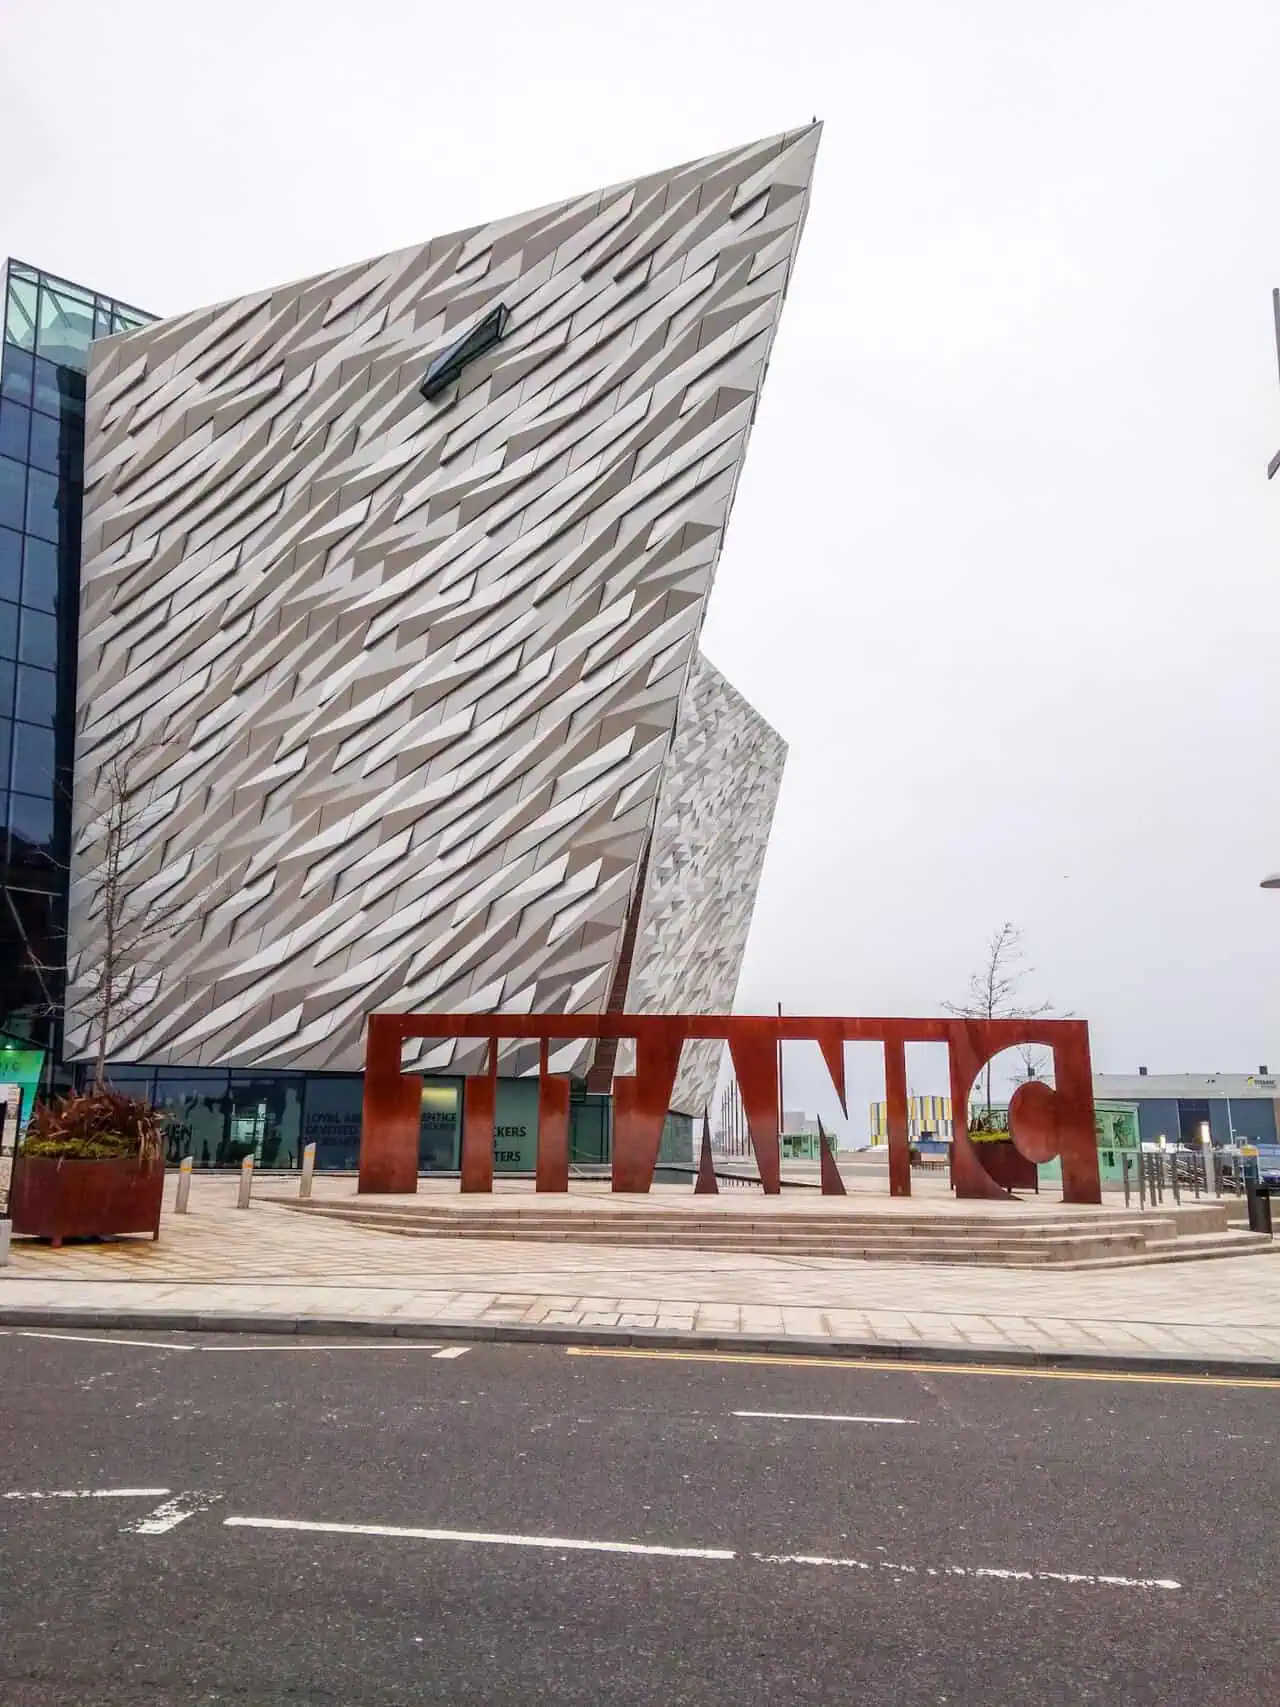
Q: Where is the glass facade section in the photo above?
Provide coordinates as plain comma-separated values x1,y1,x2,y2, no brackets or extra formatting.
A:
0,258,152,1064
74,1063,629,1174
420,1080,461,1171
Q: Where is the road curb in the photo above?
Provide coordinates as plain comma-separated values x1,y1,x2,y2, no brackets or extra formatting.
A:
0,1304,1276,1377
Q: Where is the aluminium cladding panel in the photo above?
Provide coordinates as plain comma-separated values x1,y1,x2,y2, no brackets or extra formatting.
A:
69,125,820,1071
625,652,787,1115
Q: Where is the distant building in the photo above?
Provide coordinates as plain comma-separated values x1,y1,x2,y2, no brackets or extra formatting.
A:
1093,1069,1280,1148
868,1095,954,1146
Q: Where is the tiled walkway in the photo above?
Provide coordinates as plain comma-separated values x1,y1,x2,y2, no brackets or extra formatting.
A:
3,1176,1278,1362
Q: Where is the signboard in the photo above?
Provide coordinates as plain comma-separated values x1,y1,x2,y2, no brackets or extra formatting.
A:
419,1082,460,1171
494,1078,539,1172
0,1045,45,1148
300,1078,364,1170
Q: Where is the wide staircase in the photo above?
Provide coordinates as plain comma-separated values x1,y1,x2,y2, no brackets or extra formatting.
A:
278,1197,1275,1269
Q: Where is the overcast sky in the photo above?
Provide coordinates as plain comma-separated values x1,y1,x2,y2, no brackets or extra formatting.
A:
4,0,1279,1127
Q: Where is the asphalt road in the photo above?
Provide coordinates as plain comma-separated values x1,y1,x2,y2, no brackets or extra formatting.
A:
1,1330,1277,1706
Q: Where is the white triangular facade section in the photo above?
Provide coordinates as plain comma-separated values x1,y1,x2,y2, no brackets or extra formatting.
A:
625,653,787,1115
70,125,818,1070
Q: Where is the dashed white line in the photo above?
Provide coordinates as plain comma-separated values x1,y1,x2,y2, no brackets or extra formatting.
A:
753,1553,1181,1591
732,1411,913,1425
223,1516,733,1560
126,1492,222,1535
218,1518,1181,1591
4,1487,170,1501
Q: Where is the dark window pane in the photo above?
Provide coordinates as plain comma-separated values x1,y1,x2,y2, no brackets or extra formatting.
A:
0,599,16,660
228,1075,303,1168
0,717,10,787
0,528,20,602
153,1074,230,1168
300,1076,364,1170
27,411,63,475
18,608,56,669
10,722,54,793
0,399,29,461
20,538,56,613
0,659,13,714
24,467,60,543
0,457,24,531
7,790,54,858
0,345,34,404
15,665,55,727
32,358,83,422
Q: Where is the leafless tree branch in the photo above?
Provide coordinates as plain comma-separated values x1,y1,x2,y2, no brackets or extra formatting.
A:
943,922,1057,1115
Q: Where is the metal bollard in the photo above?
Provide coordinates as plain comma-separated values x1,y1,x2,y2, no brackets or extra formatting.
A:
0,1217,10,1267
1170,1155,1181,1205
237,1155,254,1209
299,1142,316,1200
174,1155,193,1214
1205,1145,1218,1197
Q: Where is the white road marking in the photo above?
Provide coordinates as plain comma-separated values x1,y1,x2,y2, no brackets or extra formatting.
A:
4,1487,170,1501
4,1330,474,1356
753,1553,1180,1591
732,1411,913,1425
198,1343,446,1354
224,1516,734,1560
215,1515,1181,1591
11,1331,192,1351
126,1492,222,1535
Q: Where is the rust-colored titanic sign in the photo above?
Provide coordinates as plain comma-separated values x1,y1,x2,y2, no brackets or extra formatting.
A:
358,1012,1100,1205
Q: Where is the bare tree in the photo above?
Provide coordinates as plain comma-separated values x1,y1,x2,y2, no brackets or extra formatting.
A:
943,922,1054,1119
33,739,227,1089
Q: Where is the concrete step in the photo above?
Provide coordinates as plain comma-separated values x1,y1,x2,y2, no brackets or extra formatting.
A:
1059,1232,1277,1270
285,1202,1192,1240
274,1199,1253,1267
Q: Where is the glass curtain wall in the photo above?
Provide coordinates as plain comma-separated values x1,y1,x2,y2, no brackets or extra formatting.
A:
0,260,151,1066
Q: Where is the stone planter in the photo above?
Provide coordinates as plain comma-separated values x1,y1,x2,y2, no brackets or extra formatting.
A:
9,1154,164,1246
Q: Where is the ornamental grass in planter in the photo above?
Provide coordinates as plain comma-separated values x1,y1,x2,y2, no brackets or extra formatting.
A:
12,1088,167,1244
963,1111,1037,1192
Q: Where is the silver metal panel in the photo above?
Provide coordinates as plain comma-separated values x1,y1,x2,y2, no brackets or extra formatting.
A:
70,126,818,1069
626,653,787,1115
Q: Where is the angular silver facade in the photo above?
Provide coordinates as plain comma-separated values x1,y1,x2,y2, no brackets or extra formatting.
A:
627,653,787,1114
70,126,818,1071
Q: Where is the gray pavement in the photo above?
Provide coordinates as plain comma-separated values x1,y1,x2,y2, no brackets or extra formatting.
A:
4,1178,1280,1370
1,1328,1277,1704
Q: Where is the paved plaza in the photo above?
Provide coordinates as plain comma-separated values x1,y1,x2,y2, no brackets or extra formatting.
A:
3,1174,1278,1366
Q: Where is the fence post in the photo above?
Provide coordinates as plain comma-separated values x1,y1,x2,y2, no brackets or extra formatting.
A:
300,1142,316,1200
237,1155,254,1209
1121,1152,1131,1208
174,1155,193,1214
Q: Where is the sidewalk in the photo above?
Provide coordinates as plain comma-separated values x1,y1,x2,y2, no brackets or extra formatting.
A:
3,1175,1278,1373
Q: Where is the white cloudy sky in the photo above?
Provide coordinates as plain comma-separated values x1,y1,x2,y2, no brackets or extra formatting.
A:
4,0,1279,1126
